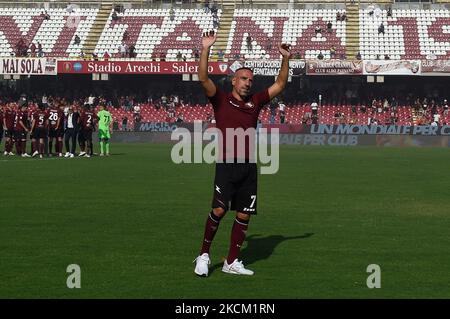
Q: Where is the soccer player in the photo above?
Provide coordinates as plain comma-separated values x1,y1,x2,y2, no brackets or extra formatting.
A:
31,103,49,158
193,30,291,276
96,104,112,156
3,103,16,156
0,105,3,147
28,105,37,155
56,104,65,157
79,104,95,157
47,102,64,157
13,104,30,157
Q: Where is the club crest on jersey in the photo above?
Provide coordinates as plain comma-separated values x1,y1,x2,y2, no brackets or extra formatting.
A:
245,102,254,108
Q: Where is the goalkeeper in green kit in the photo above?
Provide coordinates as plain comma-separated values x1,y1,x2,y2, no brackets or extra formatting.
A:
96,104,112,156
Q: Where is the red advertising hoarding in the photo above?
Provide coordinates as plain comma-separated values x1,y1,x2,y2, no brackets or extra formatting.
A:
57,60,230,75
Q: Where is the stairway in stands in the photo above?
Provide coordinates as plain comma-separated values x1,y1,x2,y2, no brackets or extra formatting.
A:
83,2,113,58
213,0,235,60
345,0,359,59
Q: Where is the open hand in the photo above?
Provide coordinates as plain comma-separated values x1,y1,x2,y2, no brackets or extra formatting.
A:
201,30,217,49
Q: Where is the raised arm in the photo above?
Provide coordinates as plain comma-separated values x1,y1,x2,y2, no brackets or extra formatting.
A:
198,30,217,98
268,43,292,100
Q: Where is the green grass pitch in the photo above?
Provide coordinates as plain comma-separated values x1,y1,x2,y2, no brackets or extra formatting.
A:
1,143,449,298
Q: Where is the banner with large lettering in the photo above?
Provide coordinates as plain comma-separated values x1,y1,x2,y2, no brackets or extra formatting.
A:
228,60,306,76
0,57,57,75
136,122,197,132
421,60,450,74
307,59,363,75
363,60,421,75
57,60,229,75
108,131,450,148
204,124,450,136
309,124,450,136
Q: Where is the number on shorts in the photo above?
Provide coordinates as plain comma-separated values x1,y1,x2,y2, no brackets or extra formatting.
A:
250,195,256,208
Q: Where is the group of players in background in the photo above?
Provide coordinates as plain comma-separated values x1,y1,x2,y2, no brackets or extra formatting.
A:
0,101,112,159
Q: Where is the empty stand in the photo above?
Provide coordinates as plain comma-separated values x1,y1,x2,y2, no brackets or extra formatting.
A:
0,7,98,57
228,8,347,60
359,8,450,60
93,8,220,60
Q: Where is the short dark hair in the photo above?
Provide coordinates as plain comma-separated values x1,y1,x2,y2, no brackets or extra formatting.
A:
234,67,253,75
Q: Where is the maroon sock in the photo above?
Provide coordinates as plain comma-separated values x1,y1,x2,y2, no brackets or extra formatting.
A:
49,140,53,154
6,140,12,152
31,140,35,153
58,141,63,153
200,211,223,255
15,141,22,155
39,143,44,155
226,217,249,264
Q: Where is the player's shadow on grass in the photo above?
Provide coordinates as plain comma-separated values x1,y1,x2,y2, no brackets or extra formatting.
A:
209,233,314,274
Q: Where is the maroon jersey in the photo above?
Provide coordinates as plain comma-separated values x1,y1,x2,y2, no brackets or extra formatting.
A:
4,109,15,130
33,110,49,129
57,110,65,129
208,88,270,160
48,107,63,129
80,110,95,130
13,110,28,131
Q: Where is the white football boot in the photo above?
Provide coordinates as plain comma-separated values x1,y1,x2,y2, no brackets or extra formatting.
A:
193,253,211,277
222,259,254,276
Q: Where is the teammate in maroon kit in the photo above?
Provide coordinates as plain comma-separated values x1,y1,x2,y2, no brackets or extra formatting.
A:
13,104,31,157
30,103,49,158
3,103,16,156
193,30,291,276
79,104,96,157
47,102,64,157
56,104,65,156
28,105,37,155
0,105,4,147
